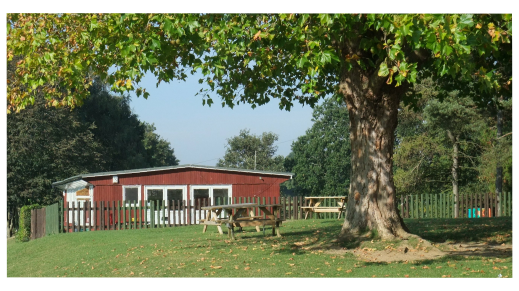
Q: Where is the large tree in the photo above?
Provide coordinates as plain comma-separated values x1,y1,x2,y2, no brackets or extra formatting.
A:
286,98,351,197
7,97,104,236
7,14,511,240
216,129,285,172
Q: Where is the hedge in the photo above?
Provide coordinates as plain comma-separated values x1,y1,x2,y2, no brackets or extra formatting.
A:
16,204,41,242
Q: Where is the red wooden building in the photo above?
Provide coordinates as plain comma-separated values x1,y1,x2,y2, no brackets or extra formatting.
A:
52,164,293,226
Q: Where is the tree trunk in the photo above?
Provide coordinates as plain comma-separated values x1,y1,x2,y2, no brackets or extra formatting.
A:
495,101,503,216
447,130,459,218
338,69,411,240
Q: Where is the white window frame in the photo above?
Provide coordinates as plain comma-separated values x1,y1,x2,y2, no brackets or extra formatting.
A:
190,185,232,205
144,185,187,206
123,185,141,206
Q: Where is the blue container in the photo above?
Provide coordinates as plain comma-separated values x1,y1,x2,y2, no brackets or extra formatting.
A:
468,208,480,218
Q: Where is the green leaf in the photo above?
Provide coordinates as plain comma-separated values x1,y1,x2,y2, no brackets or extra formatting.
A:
459,14,474,27
399,62,408,75
151,39,161,49
320,51,332,64
378,62,389,77
296,56,308,68
395,74,405,86
319,14,332,25
442,44,453,56
188,20,200,33
408,68,417,83
89,18,98,31
401,24,411,36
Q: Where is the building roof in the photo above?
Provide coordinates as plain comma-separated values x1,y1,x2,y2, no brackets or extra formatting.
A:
52,164,293,189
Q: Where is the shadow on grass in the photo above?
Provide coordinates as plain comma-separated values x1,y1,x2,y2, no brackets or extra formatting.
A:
189,217,512,258
404,217,512,244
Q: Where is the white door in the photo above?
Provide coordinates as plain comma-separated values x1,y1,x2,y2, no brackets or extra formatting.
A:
144,186,187,226
191,185,232,224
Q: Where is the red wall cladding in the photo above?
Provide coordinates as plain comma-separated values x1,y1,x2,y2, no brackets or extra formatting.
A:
83,168,289,202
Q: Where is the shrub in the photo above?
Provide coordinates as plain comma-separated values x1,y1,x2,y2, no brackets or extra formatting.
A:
16,204,41,242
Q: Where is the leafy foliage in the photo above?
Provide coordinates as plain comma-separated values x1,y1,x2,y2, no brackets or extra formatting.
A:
76,80,179,170
6,14,511,113
16,204,41,242
216,129,285,172
394,78,512,197
284,98,351,196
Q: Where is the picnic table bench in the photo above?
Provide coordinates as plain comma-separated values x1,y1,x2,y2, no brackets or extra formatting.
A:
301,196,347,219
200,203,283,240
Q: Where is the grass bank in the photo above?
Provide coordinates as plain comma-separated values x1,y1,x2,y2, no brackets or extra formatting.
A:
7,217,512,277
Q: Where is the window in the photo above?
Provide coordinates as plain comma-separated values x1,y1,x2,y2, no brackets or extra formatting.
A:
123,186,141,206
213,188,229,205
144,186,187,207
167,189,183,203
147,188,165,209
190,185,232,206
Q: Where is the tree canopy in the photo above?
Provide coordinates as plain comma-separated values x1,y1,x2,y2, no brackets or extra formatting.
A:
7,14,511,113
216,129,285,172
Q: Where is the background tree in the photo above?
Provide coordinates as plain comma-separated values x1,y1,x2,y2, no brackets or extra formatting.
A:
216,129,285,172
286,98,351,197
394,78,512,213
6,73,179,236
77,80,179,170
7,98,104,236
142,121,180,167
7,14,511,241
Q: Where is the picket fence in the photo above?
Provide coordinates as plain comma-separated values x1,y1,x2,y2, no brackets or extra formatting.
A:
55,196,326,233
30,193,511,238
399,192,513,219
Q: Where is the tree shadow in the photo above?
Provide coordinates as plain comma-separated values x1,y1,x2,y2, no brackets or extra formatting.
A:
404,217,512,244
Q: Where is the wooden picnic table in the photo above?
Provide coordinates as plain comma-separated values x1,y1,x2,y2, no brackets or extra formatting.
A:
301,196,347,219
200,203,283,240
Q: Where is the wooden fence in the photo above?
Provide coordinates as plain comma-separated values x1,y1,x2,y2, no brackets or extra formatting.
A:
30,203,62,240
57,196,319,233
31,193,511,237
399,192,513,219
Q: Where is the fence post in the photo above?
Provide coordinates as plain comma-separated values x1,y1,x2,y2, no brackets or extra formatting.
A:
508,192,511,216
59,200,64,233
182,200,187,226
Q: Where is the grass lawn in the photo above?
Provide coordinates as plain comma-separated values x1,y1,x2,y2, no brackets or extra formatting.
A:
7,217,512,278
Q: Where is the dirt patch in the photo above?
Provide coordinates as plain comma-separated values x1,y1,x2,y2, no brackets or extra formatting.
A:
324,240,512,263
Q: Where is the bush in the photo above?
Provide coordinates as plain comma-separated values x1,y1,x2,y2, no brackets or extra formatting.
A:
16,204,41,242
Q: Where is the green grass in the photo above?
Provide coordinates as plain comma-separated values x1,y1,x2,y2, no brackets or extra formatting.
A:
7,217,512,278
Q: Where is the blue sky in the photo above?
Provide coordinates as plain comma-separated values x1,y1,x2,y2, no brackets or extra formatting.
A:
128,71,321,166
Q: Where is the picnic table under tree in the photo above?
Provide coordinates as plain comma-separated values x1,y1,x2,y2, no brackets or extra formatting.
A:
301,196,347,219
200,203,283,240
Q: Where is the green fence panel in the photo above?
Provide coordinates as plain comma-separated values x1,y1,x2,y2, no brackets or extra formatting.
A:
45,203,59,236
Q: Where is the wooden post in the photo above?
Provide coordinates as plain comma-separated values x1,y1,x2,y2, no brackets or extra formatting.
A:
293,196,297,220
109,201,113,230
134,201,138,229
181,200,185,226
91,201,96,231
122,201,126,230
99,201,105,230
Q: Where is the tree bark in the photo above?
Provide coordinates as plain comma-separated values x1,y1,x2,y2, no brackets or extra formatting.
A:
495,100,503,216
338,68,411,240
447,130,459,218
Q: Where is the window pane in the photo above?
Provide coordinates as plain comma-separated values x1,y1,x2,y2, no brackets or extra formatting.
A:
213,189,228,205
147,189,163,201
125,188,138,203
148,189,164,209
167,189,183,202
194,189,209,201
